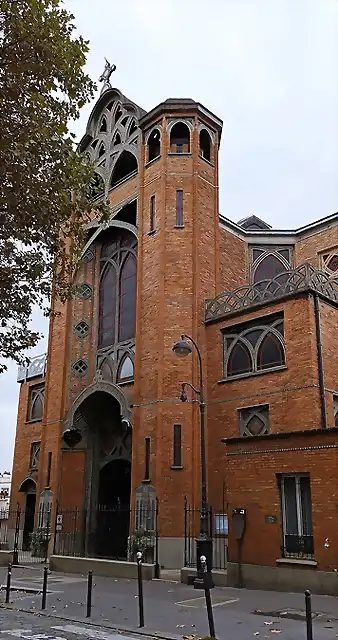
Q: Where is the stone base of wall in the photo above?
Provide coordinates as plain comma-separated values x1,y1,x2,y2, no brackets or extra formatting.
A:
158,537,184,569
181,567,228,587
227,562,338,596
0,550,13,566
50,555,156,580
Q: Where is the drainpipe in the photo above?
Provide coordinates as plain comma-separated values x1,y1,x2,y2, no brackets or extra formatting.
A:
313,292,327,429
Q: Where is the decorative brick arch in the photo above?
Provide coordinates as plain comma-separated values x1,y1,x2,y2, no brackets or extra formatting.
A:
64,380,132,430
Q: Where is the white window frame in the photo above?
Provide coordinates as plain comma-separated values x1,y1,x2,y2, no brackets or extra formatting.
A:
280,474,313,558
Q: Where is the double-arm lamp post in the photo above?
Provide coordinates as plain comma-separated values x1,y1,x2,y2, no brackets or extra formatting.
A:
172,334,214,589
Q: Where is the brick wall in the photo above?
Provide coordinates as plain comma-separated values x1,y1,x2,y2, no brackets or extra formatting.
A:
205,295,322,504
225,429,338,571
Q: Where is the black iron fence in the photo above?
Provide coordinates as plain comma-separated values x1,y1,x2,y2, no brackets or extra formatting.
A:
0,504,51,565
184,498,228,570
54,504,159,569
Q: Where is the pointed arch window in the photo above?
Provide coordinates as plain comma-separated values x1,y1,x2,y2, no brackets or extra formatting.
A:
113,132,121,146
110,151,138,188
99,116,107,133
223,314,285,380
251,246,292,284
98,229,137,349
321,250,338,277
27,385,45,422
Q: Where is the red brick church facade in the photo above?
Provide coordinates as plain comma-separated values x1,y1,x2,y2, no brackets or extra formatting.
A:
10,86,338,593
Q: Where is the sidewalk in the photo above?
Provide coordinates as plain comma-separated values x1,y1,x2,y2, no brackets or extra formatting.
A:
0,565,337,640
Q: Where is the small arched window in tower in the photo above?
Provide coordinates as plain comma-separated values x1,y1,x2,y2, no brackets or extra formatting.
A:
99,116,107,133
170,122,190,154
147,129,161,162
110,151,138,188
129,119,137,136
113,132,121,146
98,143,105,158
199,129,212,162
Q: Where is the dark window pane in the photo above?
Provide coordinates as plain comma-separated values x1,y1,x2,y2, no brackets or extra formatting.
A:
150,195,155,231
176,190,184,226
283,477,298,535
300,477,313,536
228,342,252,376
173,424,182,466
327,255,338,272
254,255,287,283
245,329,262,347
145,437,150,480
257,333,284,370
252,248,264,262
119,254,137,342
30,389,44,421
99,263,117,347
278,249,291,261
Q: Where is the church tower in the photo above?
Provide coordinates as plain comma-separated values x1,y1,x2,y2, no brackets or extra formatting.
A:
133,100,222,565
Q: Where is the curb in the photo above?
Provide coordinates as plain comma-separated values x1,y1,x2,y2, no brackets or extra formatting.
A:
0,603,183,640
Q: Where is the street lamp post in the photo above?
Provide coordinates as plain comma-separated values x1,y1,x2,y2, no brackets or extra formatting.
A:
172,334,214,589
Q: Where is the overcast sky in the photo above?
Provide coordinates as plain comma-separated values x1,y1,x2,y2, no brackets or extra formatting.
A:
1,0,337,472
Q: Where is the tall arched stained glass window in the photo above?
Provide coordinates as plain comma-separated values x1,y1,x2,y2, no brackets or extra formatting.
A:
98,229,137,349
119,254,137,342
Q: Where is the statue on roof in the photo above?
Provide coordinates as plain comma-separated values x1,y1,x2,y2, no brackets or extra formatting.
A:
99,58,116,93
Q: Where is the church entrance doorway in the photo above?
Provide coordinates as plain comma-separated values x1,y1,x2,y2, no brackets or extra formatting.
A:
96,459,131,558
75,389,132,560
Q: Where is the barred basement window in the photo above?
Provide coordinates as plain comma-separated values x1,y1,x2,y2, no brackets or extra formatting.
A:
279,474,314,559
223,314,285,380
74,321,90,339
75,283,92,300
27,385,45,422
72,359,88,377
30,442,40,470
239,405,269,437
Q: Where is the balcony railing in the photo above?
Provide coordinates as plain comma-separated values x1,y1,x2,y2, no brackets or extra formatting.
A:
205,263,338,322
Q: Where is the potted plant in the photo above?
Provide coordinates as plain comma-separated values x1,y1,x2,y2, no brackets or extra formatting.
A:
127,528,154,563
30,529,49,558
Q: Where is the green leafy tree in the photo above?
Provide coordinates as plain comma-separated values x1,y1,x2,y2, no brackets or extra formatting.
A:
0,0,106,373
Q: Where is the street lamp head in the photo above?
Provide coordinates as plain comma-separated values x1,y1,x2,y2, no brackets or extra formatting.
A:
172,338,192,357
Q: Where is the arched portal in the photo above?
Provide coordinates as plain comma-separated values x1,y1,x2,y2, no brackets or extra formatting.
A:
74,389,132,559
19,477,36,551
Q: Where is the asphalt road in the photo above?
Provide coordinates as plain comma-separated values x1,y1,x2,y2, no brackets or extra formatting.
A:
0,566,338,640
0,609,153,640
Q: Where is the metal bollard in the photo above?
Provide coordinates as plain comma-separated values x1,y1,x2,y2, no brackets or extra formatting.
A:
305,590,313,640
41,566,48,610
5,563,12,604
86,570,93,618
136,551,145,628
200,555,216,639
